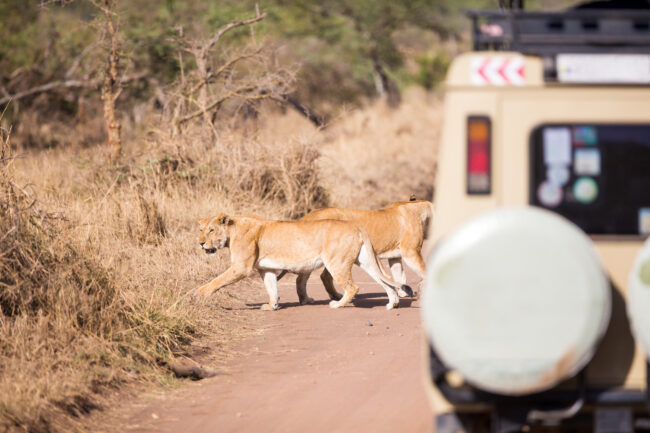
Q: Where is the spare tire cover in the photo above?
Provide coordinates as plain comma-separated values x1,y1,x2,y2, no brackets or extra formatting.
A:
422,207,611,396
628,237,650,358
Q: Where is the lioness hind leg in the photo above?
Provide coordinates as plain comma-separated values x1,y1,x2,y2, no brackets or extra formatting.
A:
320,269,342,301
388,258,413,298
400,247,426,279
356,245,399,310
296,272,314,305
326,269,358,309
260,271,280,311
400,248,426,296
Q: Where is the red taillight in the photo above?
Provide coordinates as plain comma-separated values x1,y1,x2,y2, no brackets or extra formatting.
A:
467,116,491,194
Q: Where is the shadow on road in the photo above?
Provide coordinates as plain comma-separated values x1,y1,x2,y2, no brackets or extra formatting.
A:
352,292,414,309
244,299,330,310
243,292,415,310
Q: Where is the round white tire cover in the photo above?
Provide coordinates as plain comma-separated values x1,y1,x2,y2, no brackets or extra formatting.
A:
628,237,650,358
422,207,610,396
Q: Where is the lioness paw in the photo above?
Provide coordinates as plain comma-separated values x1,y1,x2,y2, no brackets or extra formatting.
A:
299,296,315,305
260,303,279,311
329,300,342,309
398,285,414,298
329,293,343,301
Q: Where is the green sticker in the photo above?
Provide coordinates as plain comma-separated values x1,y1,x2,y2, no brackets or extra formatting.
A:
640,260,650,286
573,177,598,204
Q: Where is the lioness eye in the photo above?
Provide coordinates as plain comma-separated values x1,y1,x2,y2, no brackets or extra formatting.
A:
208,228,214,233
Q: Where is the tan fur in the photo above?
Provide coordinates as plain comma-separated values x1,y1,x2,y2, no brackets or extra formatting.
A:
195,214,406,310
300,200,434,297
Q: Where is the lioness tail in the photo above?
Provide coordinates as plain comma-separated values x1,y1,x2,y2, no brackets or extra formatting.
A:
357,230,407,292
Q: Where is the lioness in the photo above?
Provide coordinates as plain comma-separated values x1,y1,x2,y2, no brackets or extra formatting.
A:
292,199,434,299
195,214,408,310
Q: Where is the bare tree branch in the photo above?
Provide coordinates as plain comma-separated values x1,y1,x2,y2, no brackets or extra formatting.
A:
0,80,94,105
65,42,97,79
170,11,270,135
204,13,267,53
275,94,325,127
184,48,263,98
0,71,148,107
175,85,258,125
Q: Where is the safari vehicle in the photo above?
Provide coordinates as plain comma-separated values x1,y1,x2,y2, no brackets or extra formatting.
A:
421,1,650,432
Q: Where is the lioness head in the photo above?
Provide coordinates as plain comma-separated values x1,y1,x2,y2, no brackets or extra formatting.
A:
198,214,234,255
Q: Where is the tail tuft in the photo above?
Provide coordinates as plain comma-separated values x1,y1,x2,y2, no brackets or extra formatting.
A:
401,285,415,297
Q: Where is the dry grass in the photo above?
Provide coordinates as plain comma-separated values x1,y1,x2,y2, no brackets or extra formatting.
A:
0,128,217,433
320,87,440,206
1,88,440,432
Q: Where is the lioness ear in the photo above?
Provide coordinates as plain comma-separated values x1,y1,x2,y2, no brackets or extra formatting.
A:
198,218,209,226
219,216,234,226
409,194,417,202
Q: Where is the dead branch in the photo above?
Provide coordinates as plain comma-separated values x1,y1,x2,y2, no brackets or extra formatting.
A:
175,85,258,125
169,10,271,135
183,48,263,98
277,94,325,127
166,360,225,380
203,13,267,53
0,73,146,107
65,42,96,79
0,80,93,106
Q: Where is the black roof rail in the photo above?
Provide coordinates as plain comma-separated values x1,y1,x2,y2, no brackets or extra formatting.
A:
468,9,650,56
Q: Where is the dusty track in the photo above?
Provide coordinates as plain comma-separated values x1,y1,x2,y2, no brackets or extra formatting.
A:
120,266,432,433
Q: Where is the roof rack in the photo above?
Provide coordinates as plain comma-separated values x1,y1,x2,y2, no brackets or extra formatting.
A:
468,9,650,56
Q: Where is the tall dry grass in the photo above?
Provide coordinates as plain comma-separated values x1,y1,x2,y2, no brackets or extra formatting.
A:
2,88,440,432
0,123,210,433
319,87,440,206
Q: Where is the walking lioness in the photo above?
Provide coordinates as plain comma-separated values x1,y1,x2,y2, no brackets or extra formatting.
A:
295,199,434,298
195,214,408,310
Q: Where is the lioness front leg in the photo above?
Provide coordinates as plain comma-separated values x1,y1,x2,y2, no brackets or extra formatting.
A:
195,266,247,297
260,271,280,311
296,272,314,305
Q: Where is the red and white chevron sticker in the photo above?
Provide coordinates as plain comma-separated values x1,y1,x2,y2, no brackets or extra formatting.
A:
471,56,525,86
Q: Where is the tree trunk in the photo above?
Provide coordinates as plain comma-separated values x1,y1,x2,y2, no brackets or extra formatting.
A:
101,0,122,163
103,74,121,163
194,53,218,138
194,55,209,116
372,59,401,109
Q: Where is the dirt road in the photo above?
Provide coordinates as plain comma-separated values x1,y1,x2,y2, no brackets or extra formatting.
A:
121,267,432,433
